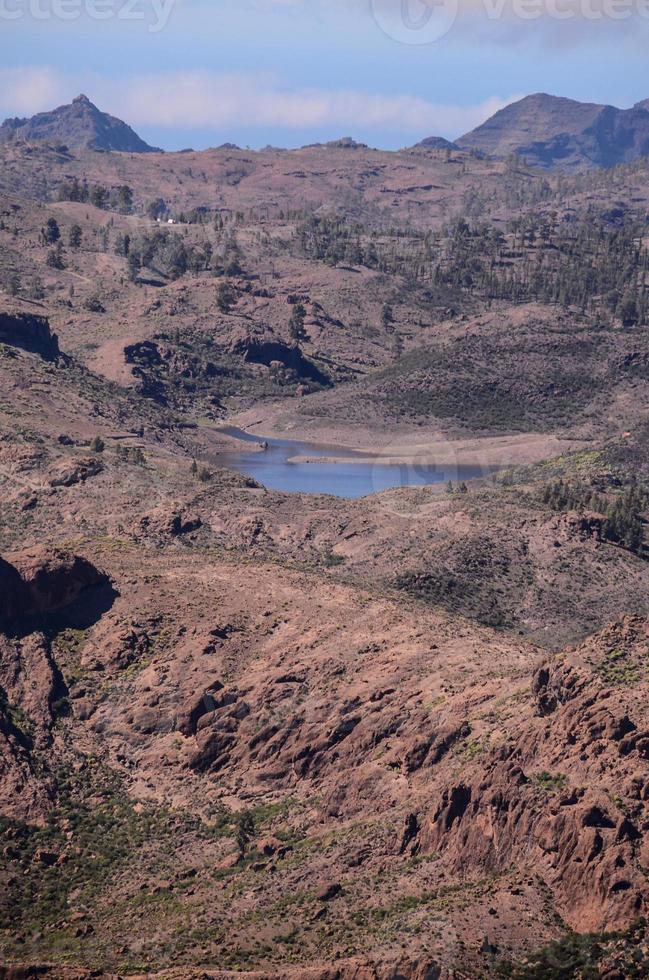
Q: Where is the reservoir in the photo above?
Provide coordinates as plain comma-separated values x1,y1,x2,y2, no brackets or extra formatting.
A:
218,428,494,500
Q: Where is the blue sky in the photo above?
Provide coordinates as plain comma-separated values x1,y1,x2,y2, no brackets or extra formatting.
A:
1,0,649,150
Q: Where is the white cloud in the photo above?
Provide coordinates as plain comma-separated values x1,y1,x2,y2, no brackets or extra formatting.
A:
0,68,68,117
0,66,517,141
108,71,515,136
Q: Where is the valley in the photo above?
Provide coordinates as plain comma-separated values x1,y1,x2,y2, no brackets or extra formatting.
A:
0,94,649,979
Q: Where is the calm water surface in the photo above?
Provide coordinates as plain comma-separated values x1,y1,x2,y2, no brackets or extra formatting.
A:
218,427,494,500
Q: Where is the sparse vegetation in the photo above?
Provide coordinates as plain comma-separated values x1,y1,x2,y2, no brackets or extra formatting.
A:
235,810,255,857
3,90,649,980
83,294,105,313
498,920,649,978
533,771,568,794
46,241,66,270
68,224,82,249
595,647,644,687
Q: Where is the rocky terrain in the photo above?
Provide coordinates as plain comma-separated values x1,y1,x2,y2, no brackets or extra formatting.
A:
0,96,648,978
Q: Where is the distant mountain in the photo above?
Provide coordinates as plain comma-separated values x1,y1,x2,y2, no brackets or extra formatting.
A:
0,94,160,153
302,137,369,150
412,136,459,151
456,93,649,172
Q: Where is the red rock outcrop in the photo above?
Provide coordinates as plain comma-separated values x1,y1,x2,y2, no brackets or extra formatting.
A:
0,549,114,820
47,456,103,489
0,630,60,821
0,558,28,626
420,618,649,933
7,548,110,620
135,505,202,541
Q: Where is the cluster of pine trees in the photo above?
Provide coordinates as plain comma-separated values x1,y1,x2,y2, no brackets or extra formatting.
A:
293,212,648,324
436,216,648,323
57,178,134,214
52,172,648,323
542,479,647,555
296,215,373,268
114,227,244,283
119,228,213,282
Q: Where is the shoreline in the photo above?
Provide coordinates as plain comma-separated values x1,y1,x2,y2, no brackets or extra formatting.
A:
225,405,591,467
234,430,591,469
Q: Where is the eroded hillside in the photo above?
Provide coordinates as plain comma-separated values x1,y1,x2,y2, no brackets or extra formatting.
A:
0,128,648,978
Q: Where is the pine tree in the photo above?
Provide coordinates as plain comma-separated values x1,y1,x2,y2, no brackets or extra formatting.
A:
46,242,66,270
68,224,82,249
127,250,141,283
216,281,235,313
43,217,60,245
289,303,309,344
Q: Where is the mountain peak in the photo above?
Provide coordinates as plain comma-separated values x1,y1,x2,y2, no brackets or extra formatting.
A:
412,135,460,151
457,93,649,172
517,92,589,107
0,95,160,153
72,93,94,106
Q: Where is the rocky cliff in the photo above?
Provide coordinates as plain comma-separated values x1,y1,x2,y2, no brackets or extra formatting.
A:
0,312,60,360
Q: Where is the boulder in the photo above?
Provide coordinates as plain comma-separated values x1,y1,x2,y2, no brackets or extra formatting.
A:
230,333,329,385
48,456,103,488
9,548,107,618
316,881,343,902
1,549,113,630
136,505,202,540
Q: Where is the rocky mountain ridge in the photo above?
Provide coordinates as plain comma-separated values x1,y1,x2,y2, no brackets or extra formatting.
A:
5,92,649,173
457,92,649,171
0,94,159,153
